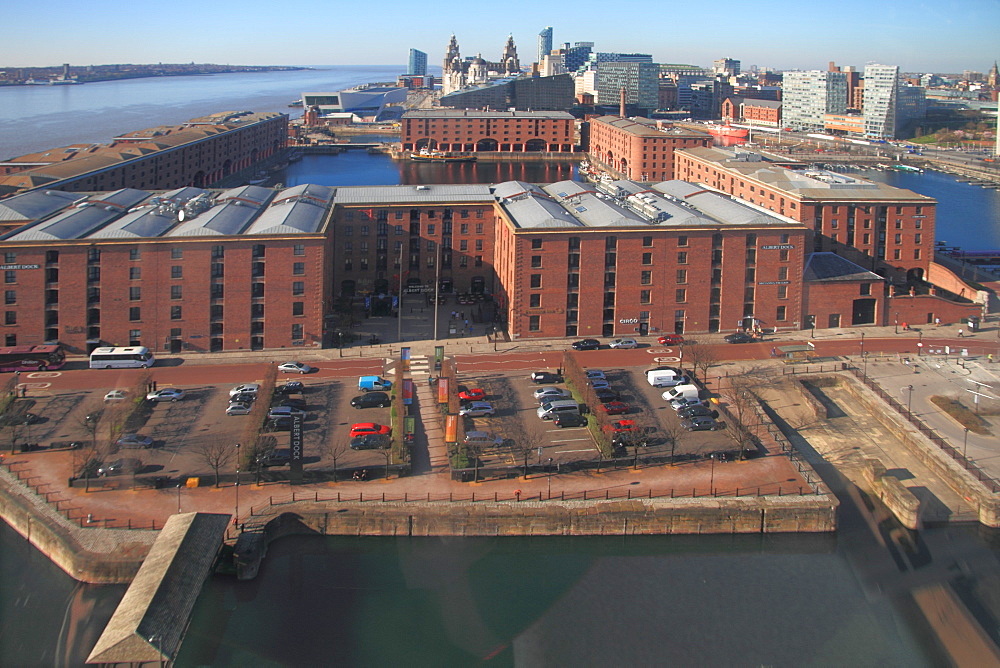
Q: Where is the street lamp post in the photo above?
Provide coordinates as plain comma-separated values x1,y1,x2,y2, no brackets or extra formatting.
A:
709,454,717,496
860,332,866,377
176,483,181,513
918,331,923,356
904,385,914,414
234,443,241,527
547,458,553,499
894,313,899,334
963,427,970,467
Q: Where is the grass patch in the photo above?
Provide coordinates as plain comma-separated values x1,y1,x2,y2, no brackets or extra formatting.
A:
930,396,992,435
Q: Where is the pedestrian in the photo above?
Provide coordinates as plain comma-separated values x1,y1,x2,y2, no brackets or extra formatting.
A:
935,317,941,327
20,386,27,397
771,347,777,357
958,328,964,338
901,322,908,332
988,353,994,364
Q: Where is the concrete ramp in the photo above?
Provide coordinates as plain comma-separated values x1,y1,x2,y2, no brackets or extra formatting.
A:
86,512,230,665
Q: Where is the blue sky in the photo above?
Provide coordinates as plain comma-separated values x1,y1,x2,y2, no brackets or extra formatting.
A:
4,0,998,73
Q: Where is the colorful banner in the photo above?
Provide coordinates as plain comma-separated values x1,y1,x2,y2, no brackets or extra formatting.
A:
404,415,416,436
437,377,450,404
445,414,458,443
402,379,413,406
401,346,411,372
434,345,444,371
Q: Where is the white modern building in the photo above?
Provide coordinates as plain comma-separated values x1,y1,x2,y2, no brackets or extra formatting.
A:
782,70,848,131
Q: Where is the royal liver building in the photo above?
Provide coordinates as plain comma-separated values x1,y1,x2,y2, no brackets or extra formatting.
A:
441,34,522,94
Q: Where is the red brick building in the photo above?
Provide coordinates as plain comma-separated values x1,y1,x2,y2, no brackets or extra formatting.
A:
587,116,711,183
0,112,287,198
400,110,575,153
721,97,782,127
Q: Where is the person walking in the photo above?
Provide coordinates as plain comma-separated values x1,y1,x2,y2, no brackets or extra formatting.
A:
957,328,964,338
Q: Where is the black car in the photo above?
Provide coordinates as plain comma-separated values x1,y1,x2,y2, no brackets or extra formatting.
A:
0,412,40,426
530,371,563,384
724,332,755,344
571,338,601,351
267,416,293,431
676,404,718,420
276,381,305,394
553,412,588,428
681,416,722,431
611,432,649,449
593,387,621,403
350,392,391,409
230,392,257,404
259,449,290,466
278,397,308,409
350,434,391,450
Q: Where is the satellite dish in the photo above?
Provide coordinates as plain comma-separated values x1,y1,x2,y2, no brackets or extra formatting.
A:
177,209,186,222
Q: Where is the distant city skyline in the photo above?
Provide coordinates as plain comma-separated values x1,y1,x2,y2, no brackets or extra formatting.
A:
5,0,998,73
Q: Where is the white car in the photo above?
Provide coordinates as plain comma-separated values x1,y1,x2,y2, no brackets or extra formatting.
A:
533,386,570,402
278,362,315,374
226,402,253,416
585,370,606,380
104,390,128,403
145,388,185,402
608,338,638,349
229,383,260,397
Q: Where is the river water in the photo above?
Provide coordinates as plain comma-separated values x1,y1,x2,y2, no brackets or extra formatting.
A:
2,68,1000,667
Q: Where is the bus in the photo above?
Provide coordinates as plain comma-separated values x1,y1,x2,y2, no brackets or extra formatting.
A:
89,346,155,369
0,344,66,373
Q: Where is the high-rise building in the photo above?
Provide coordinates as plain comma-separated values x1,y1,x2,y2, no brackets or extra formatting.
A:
782,70,847,131
537,27,553,64
712,58,740,77
863,64,900,139
408,49,427,76
595,61,660,115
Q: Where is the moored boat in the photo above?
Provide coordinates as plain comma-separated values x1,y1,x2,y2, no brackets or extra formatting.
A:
410,149,477,163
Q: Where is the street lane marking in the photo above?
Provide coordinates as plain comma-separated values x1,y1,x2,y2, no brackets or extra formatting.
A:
555,448,595,453
27,371,61,378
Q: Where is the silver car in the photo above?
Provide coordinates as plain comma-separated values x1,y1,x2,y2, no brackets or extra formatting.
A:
533,386,570,402
459,401,495,417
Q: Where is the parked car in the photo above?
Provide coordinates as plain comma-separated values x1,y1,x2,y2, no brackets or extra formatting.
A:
681,417,722,431
605,419,637,433
259,448,291,465
98,458,143,476
611,432,649,449
657,334,685,346
267,416,293,431
571,338,601,351
229,383,260,397
275,381,305,394
676,404,719,420
599,401,630,415
593,387,621,403
349,423,392,438
553,412,589,428
277,397,307,409
533,386,570,402
671,397,705,411
0,412,39,426
278,361,316,374
585,369,606,380
350,434,391,450
458,388,486,401
464,431,503,448
145,388,185,402
268,406,307,419
229,392,257,405
588,379,611,390
459,402,495,417
724,332,755,344
115,433,153,449
226,402,253,416
103,390,128,403
350,392,391,409
608,338,638,349
530,371,562,384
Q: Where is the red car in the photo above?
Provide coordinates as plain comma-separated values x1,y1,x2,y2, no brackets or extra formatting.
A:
458,388,486,401
657,334,685,346
599,401,630,415
605,419,637,433
349,422,391,438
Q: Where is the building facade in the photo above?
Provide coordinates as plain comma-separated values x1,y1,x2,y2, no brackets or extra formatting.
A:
595,61,660,114
438,74,576,112
588,116,712,182
400,110,576,153
722,97,782,127
782,70,847,131
442,35,522,95
408,49,427,77
537,27,553,64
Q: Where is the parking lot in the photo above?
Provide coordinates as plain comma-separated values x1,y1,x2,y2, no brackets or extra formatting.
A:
455,364,738,470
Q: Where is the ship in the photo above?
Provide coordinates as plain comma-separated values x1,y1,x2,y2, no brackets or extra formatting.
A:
25,77,80,85
410,149,477,163
705,123,750,146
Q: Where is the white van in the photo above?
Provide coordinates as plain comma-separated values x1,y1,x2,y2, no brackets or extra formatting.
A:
661,384,699,402
646,369,688,387
537,399,580,420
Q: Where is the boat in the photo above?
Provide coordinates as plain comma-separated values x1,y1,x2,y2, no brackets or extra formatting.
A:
891,164,923,173
410,149,477,163
705,123,749,146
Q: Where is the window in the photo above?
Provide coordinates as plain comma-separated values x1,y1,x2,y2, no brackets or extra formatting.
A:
528,315,540,332
605,236,617,250
130,287,141,301
171,285,182,300
4,271,15,284
4,311,15,325
778,267,788,281
170,328,182,338
640,290,651,304
675,289,687,303
915,233,922,244
914,249,921,260
87,266,100,282
531,256,542,268
212,245,224,259
3,252,15,263
211,304,224,320
252,262,265,277
893,249,902,260
171,266,182,279
460,223,469,234
170,306,182,320
476,223,484,234
129,307,141,321
860,284,871,296
567,273,579,288
293,263,305,276
293,244,305,256
211,284,224,299
171,248,183,259
529,294,541,308
251,303,265,319
252,283,265,298
292,281,304,296
474,256,482,267
780,233,790,244
677,235,688,247
677,252,688,264
641,270,652,285
475,239,483,252
292,302,304,316
292,324,304,340
532,238,543,249
530,274,541,288
676,270,687,284
777,285,787,299
459,240,468,251
361,225,370,236
776,305,787,321
779,249,789,262
4,290,14,305
642,236,653,247
130,248,141,260
894,233,902,244
46,250,59,264
88,248,101,263
642,253,652,265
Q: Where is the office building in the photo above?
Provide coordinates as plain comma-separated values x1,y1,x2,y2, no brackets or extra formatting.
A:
595,61,660,115
537,27,553,64
713,58,741,77
408,49,427,77
782,70,847,131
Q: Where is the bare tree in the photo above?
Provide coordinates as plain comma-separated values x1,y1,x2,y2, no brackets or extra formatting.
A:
464,440,486,483
683,343,718,383
659,418,686,466
316,438,350,481
498,415,537,479
75,404,104,451
720,373,766,460
194,440,235,487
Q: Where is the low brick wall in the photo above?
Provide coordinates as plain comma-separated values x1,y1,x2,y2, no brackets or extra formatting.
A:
864,459,921,530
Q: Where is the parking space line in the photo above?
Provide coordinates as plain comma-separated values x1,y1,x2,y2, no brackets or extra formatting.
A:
554,448,595,454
